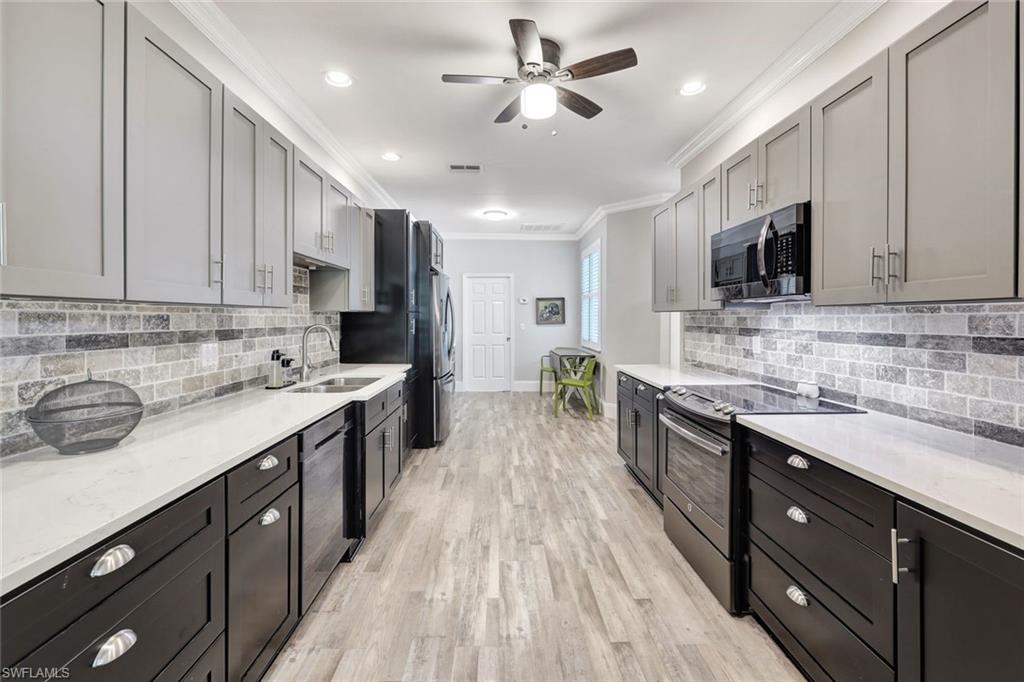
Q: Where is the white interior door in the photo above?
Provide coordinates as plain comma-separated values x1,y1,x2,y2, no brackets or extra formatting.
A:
463,276,512,392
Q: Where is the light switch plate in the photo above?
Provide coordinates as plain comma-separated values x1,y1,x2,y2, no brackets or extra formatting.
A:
199,342,218,372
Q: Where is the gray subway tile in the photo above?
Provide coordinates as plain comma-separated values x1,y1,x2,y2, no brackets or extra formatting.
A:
860,397,908,418
906,334,972,351
908,368,945,391
129,331,179,347
17,312,67,335
39,353,85,378
968,314,1017,336
67,312,108,333
972,337,1024,356
66,333,128,351
926,351,966,373
907,407,974,434
17,378,65,406
974,421,1024,448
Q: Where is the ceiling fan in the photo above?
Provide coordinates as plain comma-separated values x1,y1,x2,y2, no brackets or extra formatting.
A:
441,19,638,123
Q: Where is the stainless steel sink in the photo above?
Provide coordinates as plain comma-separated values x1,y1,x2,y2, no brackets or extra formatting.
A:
315,377,378,388
289,385,363,394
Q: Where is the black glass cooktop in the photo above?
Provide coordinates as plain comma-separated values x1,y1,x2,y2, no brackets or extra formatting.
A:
665,383,864,420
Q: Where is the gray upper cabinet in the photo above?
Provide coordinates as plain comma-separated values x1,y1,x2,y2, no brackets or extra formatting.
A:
293,149,327,262
126,6,223,304
222,90,264,307
348,206,375,311
811,52,889,306
0,0,124,300
651,203,675,312
697,168,723,310
887,0,1016,303
721,141,758,229
262,123,293,308
756,107,810,213
324,176,351,269
673,186,700,311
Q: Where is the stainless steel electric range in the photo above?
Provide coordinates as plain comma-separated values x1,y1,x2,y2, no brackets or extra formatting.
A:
657,383,862,613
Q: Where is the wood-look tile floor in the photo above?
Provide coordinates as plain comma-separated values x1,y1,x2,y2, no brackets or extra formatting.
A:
267,393,800,682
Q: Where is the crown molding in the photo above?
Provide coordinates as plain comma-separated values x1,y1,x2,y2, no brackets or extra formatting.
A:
170,0,399,209
667,0,885,169
574,192,674,241
444,232,581,242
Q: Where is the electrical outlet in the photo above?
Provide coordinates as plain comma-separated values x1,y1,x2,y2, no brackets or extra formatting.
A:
751,336,761,355
199,342,218,372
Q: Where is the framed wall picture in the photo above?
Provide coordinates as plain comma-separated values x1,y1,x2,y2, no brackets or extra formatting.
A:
536,297,565,325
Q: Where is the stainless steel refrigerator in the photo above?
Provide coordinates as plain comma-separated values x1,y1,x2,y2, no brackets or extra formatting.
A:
431,272,456,443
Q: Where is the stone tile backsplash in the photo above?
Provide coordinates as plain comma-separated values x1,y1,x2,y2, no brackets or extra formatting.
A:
1,267,339,457
682,302,1024,447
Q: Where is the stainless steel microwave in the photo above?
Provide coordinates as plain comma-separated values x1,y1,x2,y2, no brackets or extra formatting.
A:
710,202,810,303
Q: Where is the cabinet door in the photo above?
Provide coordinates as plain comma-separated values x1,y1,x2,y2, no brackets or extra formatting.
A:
895,503,1024,682
360,207,376,310
756,107,810,212
324,176,351,269
222,90,263,306
673,185,700,311
697,168,723,310
634,404,655,484
364,424,386,521
721,140,758,229
228,485,299,682
125,6,222,304
293,148,325,260
887,0,1016,303
0,0,124,300
651,203,675,311
384,410,401,492
616,397,635,465
262,123,293,308
811,52,889,306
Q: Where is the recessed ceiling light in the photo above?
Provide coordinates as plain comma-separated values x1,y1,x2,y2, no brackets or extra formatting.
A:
550,130,558,136
679,80,706,97
324,71,353,88
381,152,401,162
482,209,509,221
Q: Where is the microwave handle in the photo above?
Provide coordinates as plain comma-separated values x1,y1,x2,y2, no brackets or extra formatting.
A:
756,215,775,288
659,413,727,457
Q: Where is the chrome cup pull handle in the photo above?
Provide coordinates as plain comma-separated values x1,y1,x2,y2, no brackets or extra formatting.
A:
90,544,136,578
257,454,279,471
785,454,810,470
786,506,809,524
259,508,281,526
92,629,137,668
785,586,809,608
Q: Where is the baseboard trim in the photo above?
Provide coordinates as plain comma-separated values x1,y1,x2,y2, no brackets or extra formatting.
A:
456,380,554,393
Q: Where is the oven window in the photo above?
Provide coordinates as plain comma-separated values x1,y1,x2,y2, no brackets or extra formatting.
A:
663,419,729,528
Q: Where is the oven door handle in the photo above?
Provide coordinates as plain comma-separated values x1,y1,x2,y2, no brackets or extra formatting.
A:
659,413,727,457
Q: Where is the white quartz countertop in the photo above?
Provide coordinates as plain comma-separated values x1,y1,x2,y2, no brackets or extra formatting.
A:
615,363,752,389
0,363,410,594
737,411,1024,551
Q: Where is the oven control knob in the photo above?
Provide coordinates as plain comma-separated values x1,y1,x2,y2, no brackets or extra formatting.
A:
712,402,723,411
722,405,736,415
675,387,687,395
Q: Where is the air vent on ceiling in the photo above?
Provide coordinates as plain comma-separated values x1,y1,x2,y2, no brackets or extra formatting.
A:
448,163,482,173
520,223,563,233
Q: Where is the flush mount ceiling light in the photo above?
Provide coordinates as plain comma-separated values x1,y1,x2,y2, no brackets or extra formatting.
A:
324,71,353,88
679,80,706,96
520,83,557,120
381,151,401,161
550,129,558,136
482,209,509,221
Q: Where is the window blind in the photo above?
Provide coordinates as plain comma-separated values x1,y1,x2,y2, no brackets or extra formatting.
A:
581,243,601,349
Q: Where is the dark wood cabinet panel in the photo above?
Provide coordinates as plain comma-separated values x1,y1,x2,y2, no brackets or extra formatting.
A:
384,409,402,492
896,503,1024,682
634,403,655,485
181,634,226,682
227,484,300,682
365,419,386,522
226,436,299,532
616,396,635,465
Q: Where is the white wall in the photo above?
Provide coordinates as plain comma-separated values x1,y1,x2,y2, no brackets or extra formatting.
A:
445,240,580,388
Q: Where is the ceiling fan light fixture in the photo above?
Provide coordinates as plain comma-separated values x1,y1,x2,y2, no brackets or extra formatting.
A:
679,80,706,97
521,83,557,120
324,71,353,88
482,209,509,221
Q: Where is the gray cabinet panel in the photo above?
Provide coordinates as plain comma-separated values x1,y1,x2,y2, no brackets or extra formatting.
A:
0,0,124,300
347,206,375,311
222,90,263,307
126,6,222,304
324,176,351,269
293,149,326,261
887,0,1016,303
811,53,889,306
757,107,810,212
697,168,723,311
721,141,757,229
673,186,699,311
262,124,293,308
651,203,675,312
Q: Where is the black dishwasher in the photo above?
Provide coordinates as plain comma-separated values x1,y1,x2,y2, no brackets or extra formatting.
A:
299,407,355,613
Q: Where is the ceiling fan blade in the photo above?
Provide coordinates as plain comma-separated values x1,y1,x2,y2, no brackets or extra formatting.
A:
442,74,518,85
494,95,520,123
556,86,602,119
557,48,638,81
509,19,543,65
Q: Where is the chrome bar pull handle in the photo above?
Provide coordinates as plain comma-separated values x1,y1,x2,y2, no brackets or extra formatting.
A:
785,586,809,607
259,508,281,526
891,529,911,583
257,454,279,471
90,544,136,578
755,182,764,207
255,264,267,291
267,264,274,292
0,201,7,266
211,258,224,285
786,454,810,470
886,244,899,282
870,247,884,284
786,506,809,524
92,629,137,668
746,183,755,209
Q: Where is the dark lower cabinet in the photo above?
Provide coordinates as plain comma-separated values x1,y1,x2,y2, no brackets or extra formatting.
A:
634,402,656,485
228,484,300,682
182,634,226,682
616,394,636,464
616,373,658,499
895,503,1024,682
365,405,404,528
384,409,402,492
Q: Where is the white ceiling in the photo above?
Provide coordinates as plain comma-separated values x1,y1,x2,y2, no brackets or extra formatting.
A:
216,1,837,235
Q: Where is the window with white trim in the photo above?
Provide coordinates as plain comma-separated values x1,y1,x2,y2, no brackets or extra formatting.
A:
581,241,601,350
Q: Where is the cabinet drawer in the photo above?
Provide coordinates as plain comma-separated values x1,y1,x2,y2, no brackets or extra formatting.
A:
226,436,298,532
18,540,225,681
363,388,389,434
181,633,225,682
749,544,893,682
633,380,655,406
1,479,224,666
747,431,894,555
750,475,893,662
387,381,404,414
616,372,635,396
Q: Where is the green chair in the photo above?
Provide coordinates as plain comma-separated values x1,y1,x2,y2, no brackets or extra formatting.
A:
539,355,557,395
554,357,599,419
